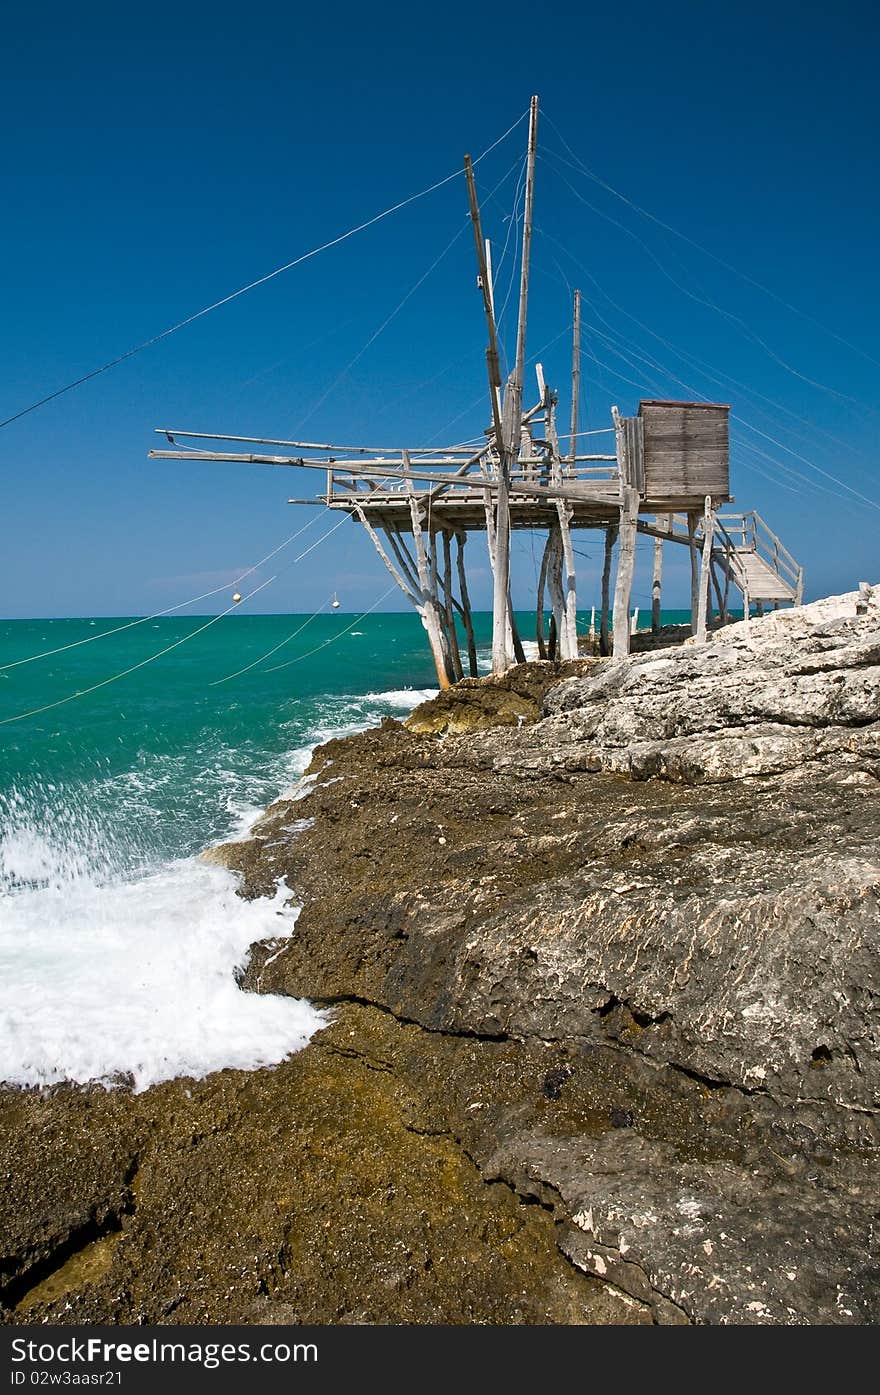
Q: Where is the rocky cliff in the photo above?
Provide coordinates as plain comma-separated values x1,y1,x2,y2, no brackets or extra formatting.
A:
2,589,878,1325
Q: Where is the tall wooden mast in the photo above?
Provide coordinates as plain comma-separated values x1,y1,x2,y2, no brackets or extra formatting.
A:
492,94,538,674
569,288,581,470
463,159,504,446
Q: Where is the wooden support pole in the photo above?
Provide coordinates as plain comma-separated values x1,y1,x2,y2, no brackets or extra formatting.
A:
555,518,574,658
455,532,479,678
710,558,726,624
545,390,578,659
354,503,458,685
559,521,579,659
513,98,539,414
464,148,508,672
535,533,550,660
485,238,496,320
385,526,421,597
434,533,459,682
652,513,666,633
612,487,639,658
435,554,473,635
600,526,616,656
493,382,515,672
687,512,700,635
402,451,453,688
507,581,527,665
463,159,504,445
610,404,637,658
479,453,497,564
695,495,715,645
442,530,464,682
428,524,456,681
545,524,565,657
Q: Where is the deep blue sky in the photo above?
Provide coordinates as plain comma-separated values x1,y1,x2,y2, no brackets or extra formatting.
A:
2,0,877,618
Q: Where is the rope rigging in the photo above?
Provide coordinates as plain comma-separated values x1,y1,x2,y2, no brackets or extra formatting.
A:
209,599,334,685
533,221,878,514
0,577,276,726
291,152,525,437
541,108,880,375
263,586,399,673
0,513,323,673
0,109,529,432
540,234,860,460
541,148,873,415
0,502,361,716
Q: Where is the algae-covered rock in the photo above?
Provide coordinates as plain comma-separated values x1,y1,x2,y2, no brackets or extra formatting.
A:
0,1009,643,1325
406,659,593,735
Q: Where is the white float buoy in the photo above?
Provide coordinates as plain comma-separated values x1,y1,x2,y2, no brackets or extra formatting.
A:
232,592,242,604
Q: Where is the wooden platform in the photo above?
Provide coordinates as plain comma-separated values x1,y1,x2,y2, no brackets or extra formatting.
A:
149,402,802,685
326,481,622,530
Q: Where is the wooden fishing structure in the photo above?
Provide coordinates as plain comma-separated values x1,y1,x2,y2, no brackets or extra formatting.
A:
150,96,803,688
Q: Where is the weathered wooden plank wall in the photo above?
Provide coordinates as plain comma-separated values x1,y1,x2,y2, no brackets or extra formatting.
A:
639,401,730,504
623,415,645,493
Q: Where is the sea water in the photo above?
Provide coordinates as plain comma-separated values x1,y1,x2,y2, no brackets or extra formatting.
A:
0,608,689,1091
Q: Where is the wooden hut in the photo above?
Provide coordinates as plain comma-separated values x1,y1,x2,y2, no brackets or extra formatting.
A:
639,401,731,511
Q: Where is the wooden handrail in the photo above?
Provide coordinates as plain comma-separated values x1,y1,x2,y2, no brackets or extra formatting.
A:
750,511,800,572
709,509,802,594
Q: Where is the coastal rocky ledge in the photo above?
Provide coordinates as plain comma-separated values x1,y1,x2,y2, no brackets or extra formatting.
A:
2,588,878,1324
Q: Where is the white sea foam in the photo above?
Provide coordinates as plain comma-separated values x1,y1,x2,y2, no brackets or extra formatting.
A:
0,774,327,1093
0,830,325,1091
476,640,540,673
361,688,439,708
0,685,433,1093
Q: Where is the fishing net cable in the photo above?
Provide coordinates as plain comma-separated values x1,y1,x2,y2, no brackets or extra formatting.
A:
0,512,326,673
0,109,529,431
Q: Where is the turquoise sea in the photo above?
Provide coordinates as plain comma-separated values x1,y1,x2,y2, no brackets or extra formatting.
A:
0,608,690,1092
0,611,449,877
0,608,693,867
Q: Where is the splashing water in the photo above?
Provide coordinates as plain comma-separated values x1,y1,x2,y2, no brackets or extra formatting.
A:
0,780,327,1091
0,783,141,892
0,612,446,1091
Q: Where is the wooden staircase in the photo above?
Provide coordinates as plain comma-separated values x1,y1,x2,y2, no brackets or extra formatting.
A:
642,509,804,618
712,511,803,608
